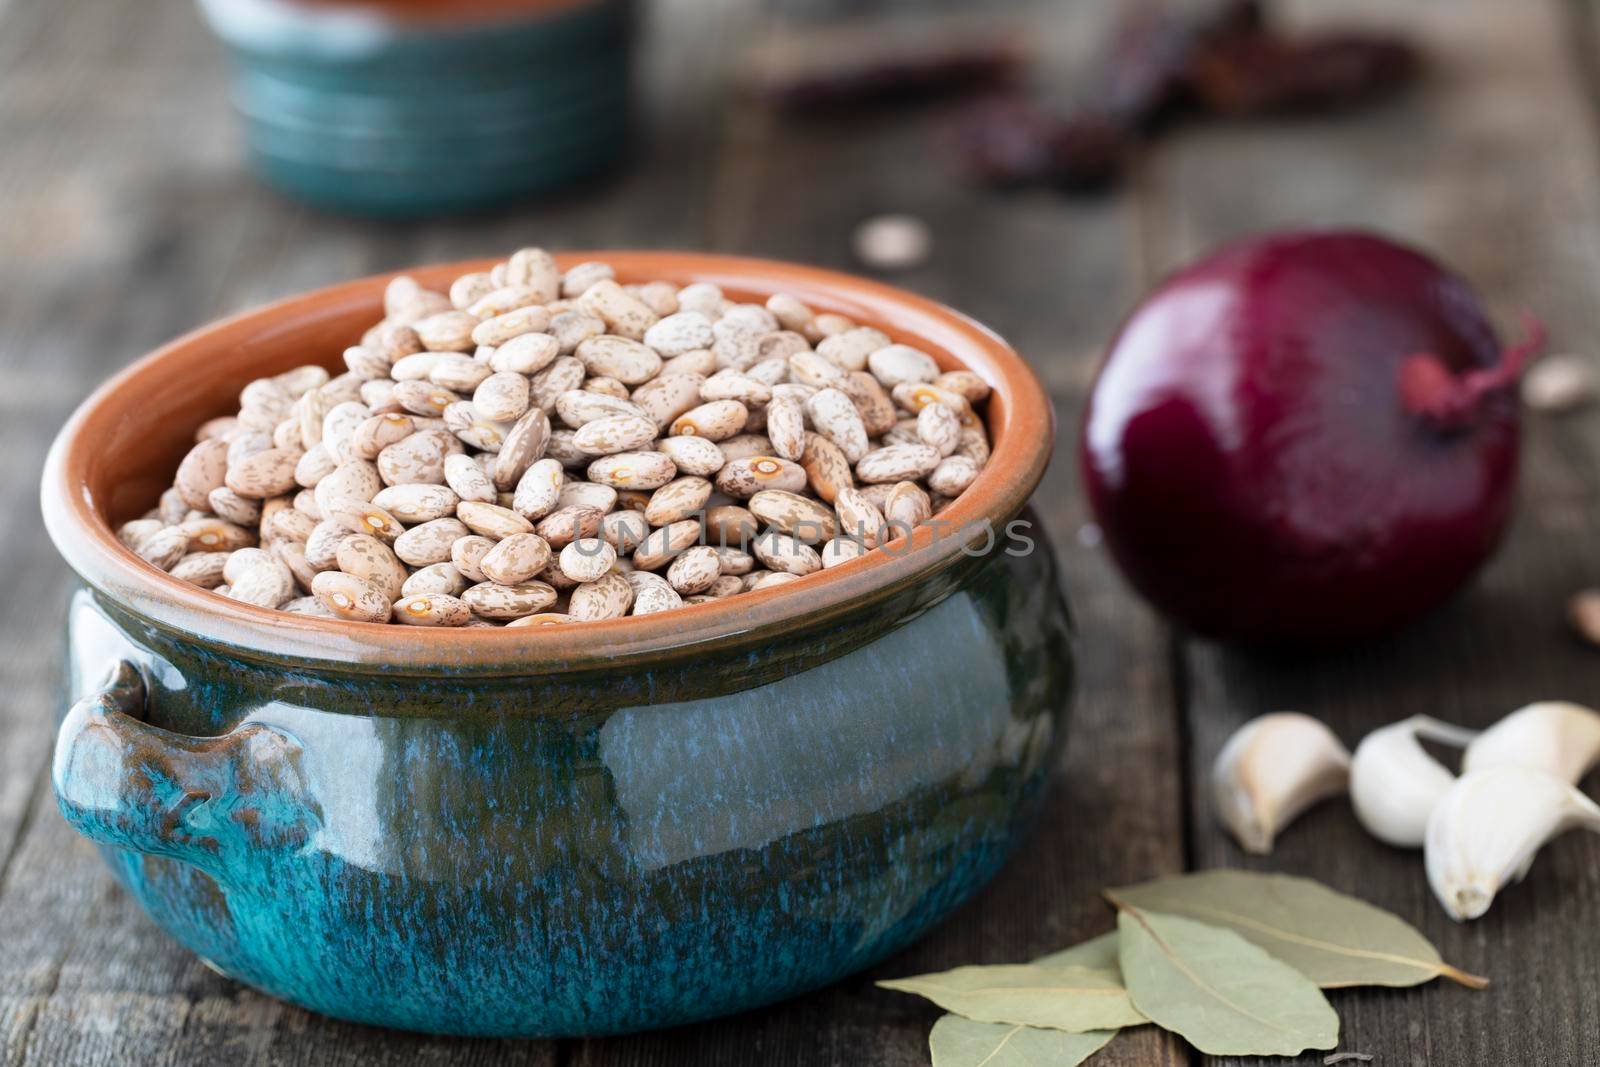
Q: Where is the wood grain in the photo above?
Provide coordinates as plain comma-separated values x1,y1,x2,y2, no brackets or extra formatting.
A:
569,5,1186,1065
0,0,737,1063
4,0,1600,1063
1161,1,1600,1065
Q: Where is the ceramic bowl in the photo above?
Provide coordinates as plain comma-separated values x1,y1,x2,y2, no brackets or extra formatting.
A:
41,252,1071,1037
197,0,633,216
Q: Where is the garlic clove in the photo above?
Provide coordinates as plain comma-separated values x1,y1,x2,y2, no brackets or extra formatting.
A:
1350,715,1479,848
1569,589,1600,647
1212,712,1351,855
1424,764,1600,921
1461,701,1600,785
1521,353,1595,412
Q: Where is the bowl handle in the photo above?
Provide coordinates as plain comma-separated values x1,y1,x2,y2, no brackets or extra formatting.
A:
52,660,319,882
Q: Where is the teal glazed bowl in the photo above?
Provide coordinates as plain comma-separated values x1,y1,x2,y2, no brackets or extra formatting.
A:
41,253,1071,1037
197,0,633,216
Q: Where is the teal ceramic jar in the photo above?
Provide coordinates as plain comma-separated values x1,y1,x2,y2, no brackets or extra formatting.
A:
197,0,633,216
42,253,1071,1036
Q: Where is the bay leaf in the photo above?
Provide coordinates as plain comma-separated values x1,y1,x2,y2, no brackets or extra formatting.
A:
1032,930,1120,972
929,1015,1116,1067
1106,869,1487,989
1117,905,1339,1057
878,963,1146,1032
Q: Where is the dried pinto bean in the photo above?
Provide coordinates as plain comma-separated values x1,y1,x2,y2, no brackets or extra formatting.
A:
148,252,995,626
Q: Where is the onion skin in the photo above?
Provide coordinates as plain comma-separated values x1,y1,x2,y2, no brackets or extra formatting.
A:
1081,230,1528,645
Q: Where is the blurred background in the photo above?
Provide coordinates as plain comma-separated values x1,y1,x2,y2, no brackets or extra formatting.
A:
5,0,1600,1064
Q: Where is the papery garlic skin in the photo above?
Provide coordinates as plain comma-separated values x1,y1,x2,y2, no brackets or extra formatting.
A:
1424,764,1600,921
1350,716,1478,848
1462,701,1600,785
1213,713,1351,855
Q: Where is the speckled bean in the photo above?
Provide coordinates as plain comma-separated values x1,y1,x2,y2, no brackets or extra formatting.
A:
855,442,942,484
868,343,940,387
715,455,808,499
512,457,565,519
394,517,470,566
393,593,473,627
586,451,677,490
805,388,869,463
480,532,554,585
750,531,822,576
336,534,408,599
666,545,720,594
568,571,634,620
670,400,748,441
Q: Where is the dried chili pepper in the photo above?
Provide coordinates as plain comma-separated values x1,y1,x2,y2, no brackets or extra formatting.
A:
1185,32,1419,115
946,1,1418,194
763,43,1023,115
1101,0,1264,127
945,95,1132,190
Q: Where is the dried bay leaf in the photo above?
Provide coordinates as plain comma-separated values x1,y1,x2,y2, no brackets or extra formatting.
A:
928,1016,1116,1067
1032,930,1119,972
1118,905,1339,1057
878,963,1146,1032
1106,869,1488,989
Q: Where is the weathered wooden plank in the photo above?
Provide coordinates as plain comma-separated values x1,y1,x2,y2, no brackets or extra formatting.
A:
0,20,282,1006
0,0,1196,1060
0,827,556,1067
1158,1,1600,1064
20,0,1600,1062
571,5,1190,1066
0,0,742,1064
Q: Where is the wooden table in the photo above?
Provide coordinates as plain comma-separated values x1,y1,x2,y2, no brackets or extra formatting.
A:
3,1,1598,1063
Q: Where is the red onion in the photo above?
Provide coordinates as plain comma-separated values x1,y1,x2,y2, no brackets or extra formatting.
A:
1080,230,1543,644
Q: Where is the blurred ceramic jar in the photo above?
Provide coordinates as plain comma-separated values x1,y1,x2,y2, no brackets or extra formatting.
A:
197,0,633,216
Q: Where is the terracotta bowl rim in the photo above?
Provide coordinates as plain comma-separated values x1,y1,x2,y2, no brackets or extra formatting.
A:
42,251,1054,673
